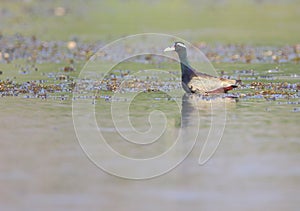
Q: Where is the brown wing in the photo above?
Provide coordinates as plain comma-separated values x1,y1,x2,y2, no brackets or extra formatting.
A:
187,75,224,93
219,78,239,88
187,76,238,94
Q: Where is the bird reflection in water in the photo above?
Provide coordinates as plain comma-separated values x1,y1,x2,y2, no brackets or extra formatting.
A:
180,93,238,162
181,93,238,128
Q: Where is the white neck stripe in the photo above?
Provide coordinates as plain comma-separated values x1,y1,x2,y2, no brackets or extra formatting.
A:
176,43,186,48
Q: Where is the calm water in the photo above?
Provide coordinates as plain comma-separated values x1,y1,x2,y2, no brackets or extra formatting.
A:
1,94,299,211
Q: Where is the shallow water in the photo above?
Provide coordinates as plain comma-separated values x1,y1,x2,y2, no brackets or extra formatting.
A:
1,94,299,210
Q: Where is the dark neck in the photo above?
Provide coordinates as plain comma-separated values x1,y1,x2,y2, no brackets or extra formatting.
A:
177,52,195,81
178,50,188,66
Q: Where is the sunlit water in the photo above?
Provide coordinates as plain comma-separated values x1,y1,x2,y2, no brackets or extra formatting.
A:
1,93,299,210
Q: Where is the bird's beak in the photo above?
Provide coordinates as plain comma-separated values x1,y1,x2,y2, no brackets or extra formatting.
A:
164,46,175,52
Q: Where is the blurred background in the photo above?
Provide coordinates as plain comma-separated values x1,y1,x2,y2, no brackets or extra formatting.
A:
1,1,300,211
1,0,299,45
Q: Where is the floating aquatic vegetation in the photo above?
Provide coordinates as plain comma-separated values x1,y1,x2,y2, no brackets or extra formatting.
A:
267,67,280,73
290,74,300,78
0,34,300,65
292,107,300,112
233,69,256,75
0,34,299,101
258,75,275,80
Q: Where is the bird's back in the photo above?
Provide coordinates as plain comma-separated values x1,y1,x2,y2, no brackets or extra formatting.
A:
186,72,238,94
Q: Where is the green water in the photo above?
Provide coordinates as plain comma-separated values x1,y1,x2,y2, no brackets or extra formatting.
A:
2,0,300,45
1,90,299,210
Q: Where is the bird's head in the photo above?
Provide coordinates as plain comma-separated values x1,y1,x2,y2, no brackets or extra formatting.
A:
164,42,186,53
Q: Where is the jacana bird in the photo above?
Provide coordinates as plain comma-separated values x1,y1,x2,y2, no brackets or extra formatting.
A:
164,42,241,95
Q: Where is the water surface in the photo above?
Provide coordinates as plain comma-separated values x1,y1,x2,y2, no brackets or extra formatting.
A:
1,94,299,210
